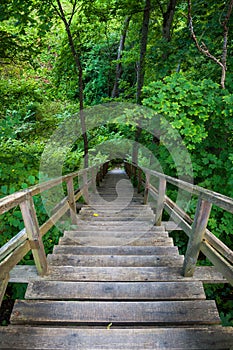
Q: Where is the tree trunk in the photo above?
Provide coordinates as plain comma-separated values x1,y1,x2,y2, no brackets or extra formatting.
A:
56,0,88,167
133,0,151,166
136,0,151,104
162,0,177,42
111,16,131,98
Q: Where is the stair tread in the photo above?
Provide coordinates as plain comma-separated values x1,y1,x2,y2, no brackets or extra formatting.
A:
25,281,205,300
59,236,174,246
1,326,233,349
10,300,220,325
47,254,183,267
42,266,208,282
53,245,178,255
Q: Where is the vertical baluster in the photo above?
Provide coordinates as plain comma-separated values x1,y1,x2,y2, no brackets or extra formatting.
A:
82,171,90,204
155,177,166,226
20,194,47,276
91,167,97,194
137,168,142,193
144,173,150,204
67,177,78,224
183,197,212,277
0,273,9,307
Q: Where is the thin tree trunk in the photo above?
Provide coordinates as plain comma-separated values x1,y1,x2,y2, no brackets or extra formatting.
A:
133,0,151,166
55,0,88,166
188,0,233,89
111,16,131,98
136,0,151,104
162,0,177,42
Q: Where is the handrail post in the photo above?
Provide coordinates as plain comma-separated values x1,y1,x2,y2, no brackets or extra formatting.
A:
91,167,97,194
99,165,103,182
183,197,212,277
137,168,142,193
20,194,47,276
144,173,150,204
103,161,109,177
155,177,166,226
96,168,100,187
66,177,78,225
82,170,90,204
0,273,9,307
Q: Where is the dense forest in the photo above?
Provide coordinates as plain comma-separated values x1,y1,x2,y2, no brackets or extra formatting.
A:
0,0,232,325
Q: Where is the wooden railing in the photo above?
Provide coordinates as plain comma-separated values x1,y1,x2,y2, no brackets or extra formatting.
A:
0,162,109,306
125,162,233,286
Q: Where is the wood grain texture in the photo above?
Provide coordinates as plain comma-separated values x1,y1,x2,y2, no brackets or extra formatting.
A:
59,236,173,246
43,266,222,282
47,254,183,267
53,245,178,255
25,281,205,300
1,326,233,349
11,300,220,325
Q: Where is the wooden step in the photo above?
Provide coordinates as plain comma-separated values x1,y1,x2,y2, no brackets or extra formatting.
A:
11,300,220,326
10,265,227,284
1,326,233,349
80,208,154,214
69,224,165,232
43,266,200,282
59,236,174,246
70,223,163,231
47,254,183,267
53,245,178,255
78,216,155,222
63,230,169,238
25,281,205,300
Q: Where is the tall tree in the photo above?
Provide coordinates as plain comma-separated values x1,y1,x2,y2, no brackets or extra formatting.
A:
136,0,151,104
51,0,89,167
111,16,131,98
156,0,177,42
132,0,151,165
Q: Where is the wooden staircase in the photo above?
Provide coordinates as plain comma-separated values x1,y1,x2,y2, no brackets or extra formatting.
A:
0,169,233,349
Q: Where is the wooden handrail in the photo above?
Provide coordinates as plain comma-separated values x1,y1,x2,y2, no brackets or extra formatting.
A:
0,161,109,306
125,161,233,286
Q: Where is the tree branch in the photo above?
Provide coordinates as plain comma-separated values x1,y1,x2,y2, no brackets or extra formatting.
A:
221,0,233,84
68,0,78,26
156,0,165,15
187,0,226,88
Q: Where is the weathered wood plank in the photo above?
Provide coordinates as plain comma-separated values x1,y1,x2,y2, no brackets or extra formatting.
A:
162,221,182,231
183,198,212,277
0,228,27,262
155,177,166,226
9,265,40,283
1,326,233,349
47,254,183,267
39,201,69,237
53,245,178,255
42,266,217,282
68,224,165,232
0,241,30,278
59,236,173,246
145,167,233,213
66,177,78,225
20,195,47,276
0,273,9,306
11,300,220,325
204,228,233,265
63,230,169,238
79,216,155,222
201,240,233,286
25,280,205,300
